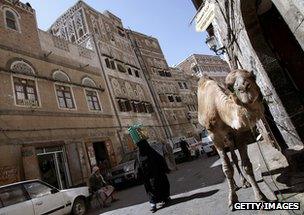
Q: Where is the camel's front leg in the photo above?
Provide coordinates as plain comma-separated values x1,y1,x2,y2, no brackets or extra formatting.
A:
230,149,251,189
217,148,238,210
238,144,268,202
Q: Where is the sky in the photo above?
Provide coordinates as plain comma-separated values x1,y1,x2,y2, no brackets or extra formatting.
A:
20,0,213,66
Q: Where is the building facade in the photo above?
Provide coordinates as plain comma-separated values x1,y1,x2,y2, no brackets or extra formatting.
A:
0,0,123,188
177,54,230,84
48,1,164,154
191,0,304,168
127,31,200,141
0,0,201,187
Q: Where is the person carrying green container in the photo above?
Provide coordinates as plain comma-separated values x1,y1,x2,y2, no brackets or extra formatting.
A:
128,124,171,213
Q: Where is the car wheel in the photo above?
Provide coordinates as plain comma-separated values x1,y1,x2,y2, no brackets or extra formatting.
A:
72,197,86,215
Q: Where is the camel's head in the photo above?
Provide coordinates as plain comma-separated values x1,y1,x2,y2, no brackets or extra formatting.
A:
226,69,261,104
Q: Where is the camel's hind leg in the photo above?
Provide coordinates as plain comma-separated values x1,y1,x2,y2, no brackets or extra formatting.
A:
230,149,251,189
238,144,268,202
217,147,238,211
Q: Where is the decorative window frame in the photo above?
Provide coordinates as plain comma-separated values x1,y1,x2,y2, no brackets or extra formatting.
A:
11,73,41,108
52,70,71,82
9,60,40,108
82,77,96,87
52,70,76,110
2,6,21,33
53,82,77,110
10,60,36,75
81,77,102,112
83,88,102,112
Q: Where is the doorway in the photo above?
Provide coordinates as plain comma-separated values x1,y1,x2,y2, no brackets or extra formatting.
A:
36,147,70,189
93,141,110,166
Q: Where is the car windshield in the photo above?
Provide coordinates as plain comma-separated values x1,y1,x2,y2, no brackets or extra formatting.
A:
120,151,137,163
186,138,196,145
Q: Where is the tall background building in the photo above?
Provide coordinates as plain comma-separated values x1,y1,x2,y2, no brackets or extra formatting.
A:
177,54,230,84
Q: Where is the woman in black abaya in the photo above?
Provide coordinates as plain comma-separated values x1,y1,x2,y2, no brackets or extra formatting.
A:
137,139,171,212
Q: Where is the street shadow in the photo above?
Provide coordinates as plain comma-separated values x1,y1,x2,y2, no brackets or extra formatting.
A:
159,189,219,210
169,156,225,196
88,156,225,214
261,166,304,195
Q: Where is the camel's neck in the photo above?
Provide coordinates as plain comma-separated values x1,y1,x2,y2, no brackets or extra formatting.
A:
216,92,263,130
237,99,263,129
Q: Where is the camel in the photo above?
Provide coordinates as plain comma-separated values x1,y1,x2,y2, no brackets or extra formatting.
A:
197,69,268,210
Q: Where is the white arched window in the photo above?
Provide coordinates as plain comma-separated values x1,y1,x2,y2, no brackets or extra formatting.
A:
11,61,35,75
53,71,75,109
4,8,20,31
10,60,39,107
82,77,101,111
53,70,70,82
82,77,96,87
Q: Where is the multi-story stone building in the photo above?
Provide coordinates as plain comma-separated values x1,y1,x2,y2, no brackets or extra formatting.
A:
48,1,164,154
127,31,199,141
177,54,230,84
0,0,121,188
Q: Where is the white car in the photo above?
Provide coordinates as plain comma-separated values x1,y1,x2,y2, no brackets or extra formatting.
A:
202,136,216,156
0,180,89,215
172,137,201,162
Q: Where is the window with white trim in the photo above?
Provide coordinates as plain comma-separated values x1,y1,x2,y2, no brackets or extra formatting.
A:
11,61,34,75
85,90,101,111
4,9,19,31
82,77,101,111
55,85,75,109
13,77,39,107
10,61,39,107
53,71,75,109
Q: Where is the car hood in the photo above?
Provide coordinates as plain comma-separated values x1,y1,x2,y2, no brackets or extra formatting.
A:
112,160,135,172
61,186,90,198
202,136,212,142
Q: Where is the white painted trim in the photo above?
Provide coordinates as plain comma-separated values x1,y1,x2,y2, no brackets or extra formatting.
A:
81,77,96,87
53,82,77,110
52,70,71,82
10,60,35,75
11,74,41,108
2,6,21,33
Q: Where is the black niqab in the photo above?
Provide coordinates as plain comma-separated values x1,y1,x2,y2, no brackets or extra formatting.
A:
137,139,170,204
